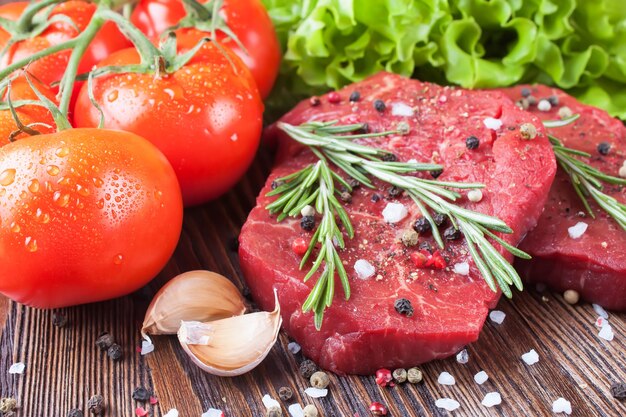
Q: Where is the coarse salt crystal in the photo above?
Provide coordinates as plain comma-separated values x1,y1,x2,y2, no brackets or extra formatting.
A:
595,317,607,328
537,99,552,112
435,398,460,411
288,342,301,354
391,102,414,117
163,410,179,417
489,310,506,324
593,304,609,319
304,387,328,398
481,392,502,407
438,371,455,385
521,349,539,365
262,395,280,409
568,222,588,239
552,397,572,415
483,117,502,130
288,404,304,417
453,262,470,276
456,349,469,364
382,202,408,223
202,409,224,417
354,259,376,280
408,158,418,164
474,371,489,384
8,362,25,374
598,324,614,341
141,337,154,355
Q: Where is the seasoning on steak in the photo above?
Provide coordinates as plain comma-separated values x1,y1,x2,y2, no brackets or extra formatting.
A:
501,85,626,311
239,72,556,374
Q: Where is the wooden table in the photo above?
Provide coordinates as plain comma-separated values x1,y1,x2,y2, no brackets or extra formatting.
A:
0,148,624,417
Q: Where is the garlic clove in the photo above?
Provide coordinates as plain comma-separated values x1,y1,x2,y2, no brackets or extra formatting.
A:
177,291,281,376
142,270,246,336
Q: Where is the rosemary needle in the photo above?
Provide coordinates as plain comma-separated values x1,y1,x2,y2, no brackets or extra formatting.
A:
267,121,528,329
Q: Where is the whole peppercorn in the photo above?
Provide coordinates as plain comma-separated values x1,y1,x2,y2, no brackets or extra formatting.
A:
392,368,408,384
0,398,17,414
394,298,414,317
563,289,580,305
327,92,341,104
87,395,105,415
68,409,84,417
348,178,361,189
271,180,284,190
132,387,151,402
349,91,361,102
52,312,68,328
95,333,114,351
381,153,397,162
369,402,388,416
443,227,462,240
371,193,381,202
107,344,123,361
547,95,559,106
401,229,419,247
558,106,573,119
387,186,401,198
413,217,431,233
309,97,321,107
303,404,318,417
340,191,352,203
375,368,393,386
610,382,626,400
597,142,611,155
516,99,530,110
418,241,433,253
527,95,537,106
278,386,293,401
266,406,282,417
465,135,480,150
520,87,531,97
520,123,538,140
299,359,318,379
374,99,386,112
358,123,370,134
433,213,446,227
310,371,330,389
397,121,410,135
300,216,315,231
430,169,443,179
407,367,423,384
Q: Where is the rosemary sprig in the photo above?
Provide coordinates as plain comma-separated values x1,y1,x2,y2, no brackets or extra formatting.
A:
267,121,529,329
544,115,626,230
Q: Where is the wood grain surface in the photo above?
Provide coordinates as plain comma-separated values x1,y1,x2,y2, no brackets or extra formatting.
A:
0,147,625,417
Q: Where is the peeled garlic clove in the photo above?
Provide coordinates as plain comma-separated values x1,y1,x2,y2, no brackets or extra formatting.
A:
142,270,246,336
178,291,281,376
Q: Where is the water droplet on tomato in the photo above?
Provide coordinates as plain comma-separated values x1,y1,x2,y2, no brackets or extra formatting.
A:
107,90,119,102
25,236,37,252
105,193,111,201
0,188,5,197
114,196,121,203
154,190,162,200
10,222,19,233
35,208,50,224
47,165,60,176
57,176,71,186
53,191,70,207
92,177,104,187
76,183,89,197
0,169,16,186
55,147,70,157
113,253,123,265
96,199,105,209
28,179,40,193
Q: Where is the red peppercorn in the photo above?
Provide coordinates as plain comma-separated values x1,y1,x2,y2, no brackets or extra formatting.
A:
410,251,429,268
291,237,308,256
428,251,447,269
328,91,341,103
375,368,392,386
135,407,149,417
369,402,388,415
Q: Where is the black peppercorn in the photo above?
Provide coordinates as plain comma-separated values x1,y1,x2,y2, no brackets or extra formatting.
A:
300,216,315,231
387,186,401,198
271,180,284,190
597,142,611,155
309,96,320,106
381,153,397,162
349,91,361,102
358,123,370,134
107,344,123,361
68,409,84,417
430,169,443,179
374,99,386,112
611,382,626,400
87,395,104,415
371,193,381,202
465,135,480,150
418,241,433,253
547,95,559,106
132,387,151,402
520,87,531,98
95,333,114,351
443,226,462,240
433,213,446,226
278,386,293,401
52,313,68,328
348,178,360,189
413,217,431,233
394,298,414,317
299,359,318,379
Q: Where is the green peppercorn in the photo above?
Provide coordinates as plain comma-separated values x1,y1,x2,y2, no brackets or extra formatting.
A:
310,371,330,389
0,398,17,414
266,405,282,417
278,386,293,401
407,367,423,384
299,360,318,379
393,368,407,384
303,404,318,417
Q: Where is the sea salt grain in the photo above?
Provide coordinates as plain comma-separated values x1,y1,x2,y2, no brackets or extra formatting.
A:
140,337,154,355
483,117,502,130
288,404,305,417
595,317,607,328
521,349,539,365
435,398,460,411
391,102,414,117
202,409,224,417
8,362,25,374
456,349,469,364
568,222,588,239
593,304,609,319
382,202,408,223
481,392,502,407
438,371,455,385
304,387,328,398
474,371,489,384
598,324,614,341
288,342,301,354
262,395,280,409
163,410,179,417
489,310,506,324
354,259,376,280
453,262,470,276
552,397,572,415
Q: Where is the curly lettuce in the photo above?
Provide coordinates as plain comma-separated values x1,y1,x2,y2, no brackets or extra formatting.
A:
262,0,626,119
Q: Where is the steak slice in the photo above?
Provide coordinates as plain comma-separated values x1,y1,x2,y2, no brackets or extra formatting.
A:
239,72,556,374
501,85,626,311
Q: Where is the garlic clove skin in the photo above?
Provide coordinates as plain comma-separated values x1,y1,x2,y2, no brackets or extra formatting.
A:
177,291,281,377
142,270,246,336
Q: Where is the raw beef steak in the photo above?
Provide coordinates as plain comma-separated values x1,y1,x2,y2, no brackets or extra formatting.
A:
239,72,556,374
502,85,626,311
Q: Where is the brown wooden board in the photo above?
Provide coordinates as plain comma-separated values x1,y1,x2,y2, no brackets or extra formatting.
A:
0,148,625,417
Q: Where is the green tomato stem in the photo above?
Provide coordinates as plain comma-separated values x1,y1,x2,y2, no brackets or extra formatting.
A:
0,38,79,81
15,0,62,34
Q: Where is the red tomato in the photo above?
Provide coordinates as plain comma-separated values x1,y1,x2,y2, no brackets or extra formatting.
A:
74,44,263,206
0,75,57,145
0,128,183,308
0,1,131,98
131,0,280,98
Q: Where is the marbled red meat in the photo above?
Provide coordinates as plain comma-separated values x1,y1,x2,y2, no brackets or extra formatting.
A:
239,73,556,374
501,85,626,311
